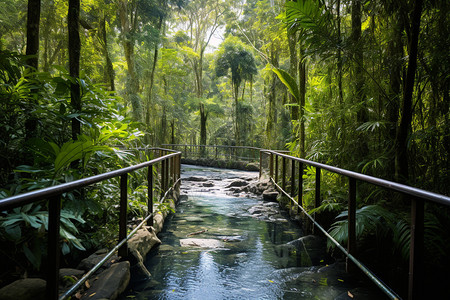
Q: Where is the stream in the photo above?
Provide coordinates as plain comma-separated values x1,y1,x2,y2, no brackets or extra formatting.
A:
121,165,384,299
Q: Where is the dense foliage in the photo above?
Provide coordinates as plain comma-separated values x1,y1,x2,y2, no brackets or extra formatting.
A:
0,0,448,296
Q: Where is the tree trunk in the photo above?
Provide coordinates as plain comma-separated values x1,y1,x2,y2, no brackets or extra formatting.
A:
200,103,207,146
171,119,175,145
26,0,41,70
146,15,163,143
386,13,403,180
395,0,423,183
351,0,368,164
288,29,298,121
299,55,306,158
25,0,41,143
100,15,115,91
68,0,81,141
336,0,343,105
118,0,142,121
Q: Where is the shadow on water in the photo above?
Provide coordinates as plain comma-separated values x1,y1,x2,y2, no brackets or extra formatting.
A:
120,165,385,300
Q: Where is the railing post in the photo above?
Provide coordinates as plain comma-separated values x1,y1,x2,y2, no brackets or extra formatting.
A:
148,166,154,227
409,197,424,300
119,173,128,258
347,177,357,273
282,156,286,191
275,155,279,184
46,195,61,300
259,151,262,179
298,162,303,209
161,159,166,195
291,159,296,197
269,153,273,178
165,156,170,191
315,167,321,208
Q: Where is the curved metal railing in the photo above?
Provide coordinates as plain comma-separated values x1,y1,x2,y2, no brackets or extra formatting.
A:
260,149,450,300
0,147,181,299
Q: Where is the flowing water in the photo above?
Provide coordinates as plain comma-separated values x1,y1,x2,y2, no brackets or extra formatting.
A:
121,165,383,300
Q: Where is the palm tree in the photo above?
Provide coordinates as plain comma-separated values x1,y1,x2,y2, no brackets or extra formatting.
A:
215,36,257,145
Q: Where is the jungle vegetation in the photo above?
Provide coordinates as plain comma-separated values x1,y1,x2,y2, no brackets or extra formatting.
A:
0,0,449,297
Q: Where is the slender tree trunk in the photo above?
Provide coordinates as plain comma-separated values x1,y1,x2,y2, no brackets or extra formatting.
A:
288,29,298,121
299,54,306,158
26,0,40,70
171,119,175,145
352,0,368,164
25,0,41,143
336,0,343,105
234,81,240,145
395,0,423,183
68,0,81,141
119,0,141,121
386,14,403,180
146,15,163,143
100,15,115,91
200,103,207,146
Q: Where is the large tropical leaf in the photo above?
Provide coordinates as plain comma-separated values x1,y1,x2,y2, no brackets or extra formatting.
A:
285,0,324,31
272,68,299,101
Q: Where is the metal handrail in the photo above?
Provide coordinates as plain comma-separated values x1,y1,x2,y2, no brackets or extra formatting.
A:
260,150,450,300
0,147,182,299
59,177,181,300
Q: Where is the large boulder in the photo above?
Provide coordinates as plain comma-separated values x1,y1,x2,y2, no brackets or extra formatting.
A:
80,261,130,300
180,238,224,248
128,227,161,279
262,190,279,202
183,176,208,182
152,213,164,233
77,252,119,273
226,180,249,188
0,278,46,300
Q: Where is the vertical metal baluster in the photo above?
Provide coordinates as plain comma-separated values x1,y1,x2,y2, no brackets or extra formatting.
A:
259,150,263,179
315,167,321,208
46,195,61,300
347,177,356,273
148,166,154,227
165,155,170,191
298,162,303,210
269,153,273,178
160,160,166,198
282,156,286,191
290,160,296,214
275,155,279,184
409,197,424,300
119,173,128,258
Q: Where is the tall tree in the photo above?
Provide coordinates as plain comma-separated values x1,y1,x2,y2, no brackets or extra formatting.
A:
24,0,41,143
178,0,226,145
351,0,368,163
117,0,142,121
69,0,81,140
215,36,257,145
25,0,41,70
395,0,424,183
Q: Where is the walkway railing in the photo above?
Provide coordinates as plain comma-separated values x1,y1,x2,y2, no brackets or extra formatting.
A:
0,147,181,300
260,150,450,300
162,144,264,162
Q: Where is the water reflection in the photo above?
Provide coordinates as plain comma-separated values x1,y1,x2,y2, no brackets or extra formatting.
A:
121,165,377,300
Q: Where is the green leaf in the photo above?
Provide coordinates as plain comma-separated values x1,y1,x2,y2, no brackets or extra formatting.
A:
272,68,299,101
5,224,21,240
23,244,41,270
61,242,70,255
